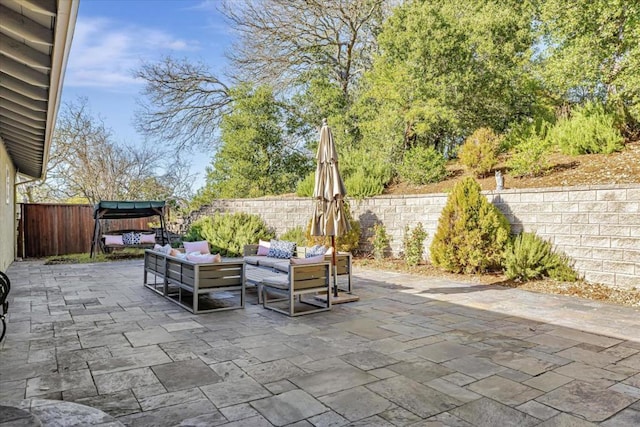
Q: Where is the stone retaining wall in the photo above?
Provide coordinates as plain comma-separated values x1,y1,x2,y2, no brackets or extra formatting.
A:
179,184,640,288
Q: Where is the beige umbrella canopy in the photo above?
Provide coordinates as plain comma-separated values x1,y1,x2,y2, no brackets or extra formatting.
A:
311,119,351,297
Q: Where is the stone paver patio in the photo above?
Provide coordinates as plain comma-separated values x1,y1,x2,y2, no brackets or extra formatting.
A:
1,259,640,426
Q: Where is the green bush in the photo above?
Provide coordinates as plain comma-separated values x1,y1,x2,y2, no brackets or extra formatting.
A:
185,212,275,257
296,172,315,197
397,145,448,185
344,170,386,199
548,101,624,155
430,177,511,273
507,134,552,177
403,223,428,266
369,223,392,260
305,201,361,253
280,226,306,246
341,148,392,198
504,232,578,282
458,128,502,177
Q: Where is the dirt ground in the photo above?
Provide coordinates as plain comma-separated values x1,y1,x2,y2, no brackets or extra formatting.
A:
364,141,640,308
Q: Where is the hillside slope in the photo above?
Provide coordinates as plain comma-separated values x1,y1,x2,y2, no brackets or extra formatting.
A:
385,141,640,195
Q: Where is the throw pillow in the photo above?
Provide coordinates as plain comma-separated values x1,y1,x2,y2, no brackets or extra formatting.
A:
183,240,210,254
305,244,328,258
267,239,296,259
130,232,142,245
153,244,171,254
139,233,156,244
257,239,271,256
104,235,123,246
291,255,325,265
122,232,135,245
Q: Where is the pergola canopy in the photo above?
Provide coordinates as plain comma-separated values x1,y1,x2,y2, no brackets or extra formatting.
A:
93,200,166,220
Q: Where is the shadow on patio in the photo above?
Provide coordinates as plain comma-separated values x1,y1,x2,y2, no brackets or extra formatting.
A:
1,260,639,426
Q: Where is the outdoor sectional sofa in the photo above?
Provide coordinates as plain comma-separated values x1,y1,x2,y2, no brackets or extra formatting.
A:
243,244,353,293
143,249,245,314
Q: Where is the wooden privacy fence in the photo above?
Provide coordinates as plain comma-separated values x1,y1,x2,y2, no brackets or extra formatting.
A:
18,203,153,258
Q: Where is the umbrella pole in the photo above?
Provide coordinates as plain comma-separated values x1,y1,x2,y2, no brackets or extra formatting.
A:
332,236,338,298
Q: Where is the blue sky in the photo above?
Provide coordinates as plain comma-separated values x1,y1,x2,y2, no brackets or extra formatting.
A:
61,0,235,189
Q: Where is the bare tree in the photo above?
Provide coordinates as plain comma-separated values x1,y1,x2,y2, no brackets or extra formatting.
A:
133,1,385,150
134,57,231,150
221,0,384,97
23,98,194,205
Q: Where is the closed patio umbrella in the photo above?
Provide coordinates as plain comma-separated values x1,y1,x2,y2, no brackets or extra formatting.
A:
311,119,351,298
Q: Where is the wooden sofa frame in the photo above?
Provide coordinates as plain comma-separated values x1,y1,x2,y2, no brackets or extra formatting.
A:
261,261,332,316
144,250,245,314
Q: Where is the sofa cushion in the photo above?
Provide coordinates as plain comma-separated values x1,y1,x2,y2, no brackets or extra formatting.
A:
184,240,210,254
261,274,289,290
305,245,328,258
273,261,290,273
267,239,296,259
257,257,281,268
244,256,262,266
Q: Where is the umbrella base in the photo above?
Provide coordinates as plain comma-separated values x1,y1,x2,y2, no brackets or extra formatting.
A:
314,292,359,304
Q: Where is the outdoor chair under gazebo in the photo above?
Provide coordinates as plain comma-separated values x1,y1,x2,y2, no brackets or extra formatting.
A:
90,201,170,257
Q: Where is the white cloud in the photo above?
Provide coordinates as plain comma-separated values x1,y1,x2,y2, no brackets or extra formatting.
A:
65,17,199,89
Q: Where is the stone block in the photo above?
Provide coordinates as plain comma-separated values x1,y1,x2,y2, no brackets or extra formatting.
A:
545,224,572,234
603,261,636,275
597,189,628,201
552,235,580,246
544,191,569,202
619,214,640,224
624,250,640,263
537,213,563,223
599,225,631,237
569,190,597,201
591,249,624,261
552,202,579,213
579,201,609,212
574,259,603,271
583,271,615,285
615,274,640,288
611,237,640,250
562,213,590,224
571,224,601,236
581,236,611,248
608,202,639,213
589,213,619,224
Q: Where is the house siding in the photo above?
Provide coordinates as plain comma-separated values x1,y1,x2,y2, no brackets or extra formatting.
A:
0,138,16,272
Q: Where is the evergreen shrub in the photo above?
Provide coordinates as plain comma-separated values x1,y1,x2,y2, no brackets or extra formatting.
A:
397,146,447,185
369,223,392,260
548,101,624,155
185,212,275,257
341,149,392,198
403,223,428,266
458,128,502,177
345,170,386,198
280,226,306,247
296,172,315,197
507,134,552,177
430,177,511,273
504,232,578,282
